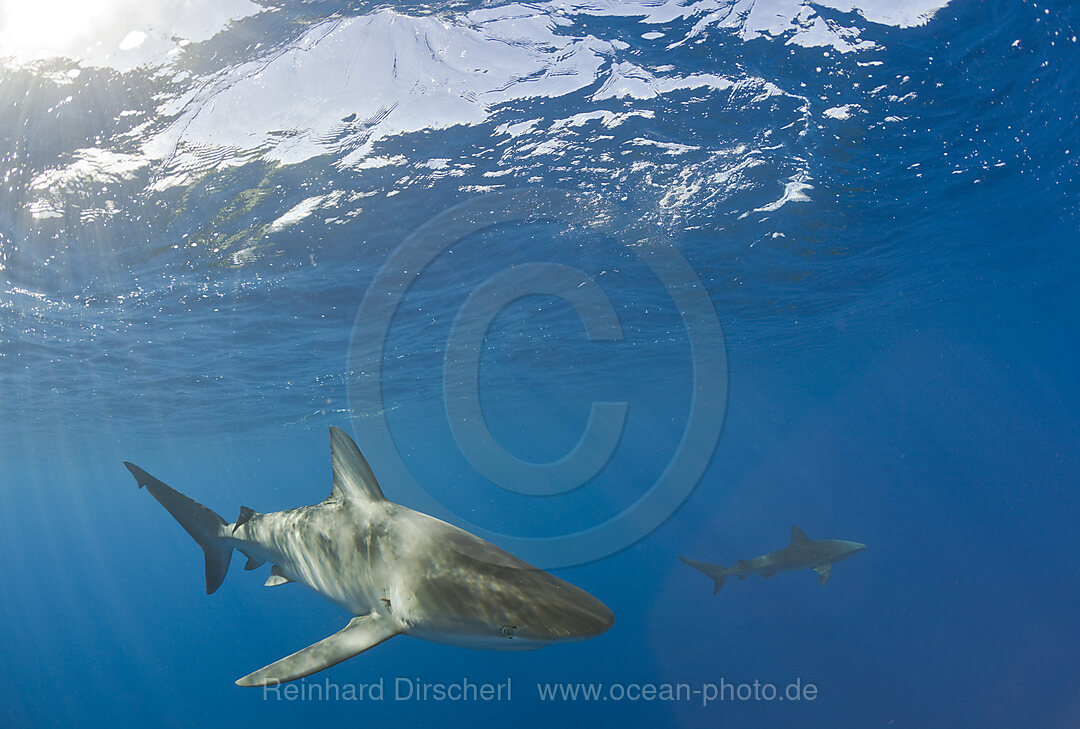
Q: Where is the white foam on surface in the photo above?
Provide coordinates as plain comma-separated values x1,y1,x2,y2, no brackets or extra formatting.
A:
151,8,619,178
266,195,330,233
744,177,814,216
823,104,859,119
26,0,954,189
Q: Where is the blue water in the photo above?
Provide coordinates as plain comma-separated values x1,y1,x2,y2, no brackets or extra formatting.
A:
3,0,1079,726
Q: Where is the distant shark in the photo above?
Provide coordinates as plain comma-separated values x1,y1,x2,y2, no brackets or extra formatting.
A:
680,527,865,593
125,427,614,686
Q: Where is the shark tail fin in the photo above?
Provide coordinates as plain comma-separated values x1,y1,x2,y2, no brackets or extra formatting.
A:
124,461,233,594
679,556,732,594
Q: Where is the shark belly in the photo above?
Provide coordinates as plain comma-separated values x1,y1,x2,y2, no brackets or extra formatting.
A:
407,625,549,651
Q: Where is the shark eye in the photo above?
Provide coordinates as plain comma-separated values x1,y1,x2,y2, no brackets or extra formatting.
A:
500,625,517,638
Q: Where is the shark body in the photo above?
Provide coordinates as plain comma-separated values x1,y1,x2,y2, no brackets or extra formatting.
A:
125,427,613,686
680,527,865,593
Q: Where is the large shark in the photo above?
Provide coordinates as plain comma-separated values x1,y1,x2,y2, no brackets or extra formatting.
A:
680,527,865,593
124,427,614,686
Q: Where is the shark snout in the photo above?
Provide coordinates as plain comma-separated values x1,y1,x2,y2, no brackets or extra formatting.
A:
539,587,615,642
576,595,616,638
502,572,615,645
836,540,866,561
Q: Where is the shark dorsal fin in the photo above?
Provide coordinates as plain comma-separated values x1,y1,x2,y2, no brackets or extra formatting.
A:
328,426,385,503
791,526,810,544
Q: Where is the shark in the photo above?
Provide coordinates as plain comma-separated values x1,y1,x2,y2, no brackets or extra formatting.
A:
124,426,614,687
679,527,865,593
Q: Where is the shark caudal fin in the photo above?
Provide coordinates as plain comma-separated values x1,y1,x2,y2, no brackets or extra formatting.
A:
678,556,731,594
124,462,233,594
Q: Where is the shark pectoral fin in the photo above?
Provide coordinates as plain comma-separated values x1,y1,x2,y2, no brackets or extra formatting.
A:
264,565,292,587
815,563,832,586
235,614,401,687
762,572,776,579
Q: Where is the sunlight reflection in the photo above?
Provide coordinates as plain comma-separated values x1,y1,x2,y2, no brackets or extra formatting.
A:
0,0,260,69
1,0,112,60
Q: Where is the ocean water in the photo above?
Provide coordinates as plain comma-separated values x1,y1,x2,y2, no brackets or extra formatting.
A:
2,0,1079,726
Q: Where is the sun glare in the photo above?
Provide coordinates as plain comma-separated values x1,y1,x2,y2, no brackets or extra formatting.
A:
0,0,121,65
